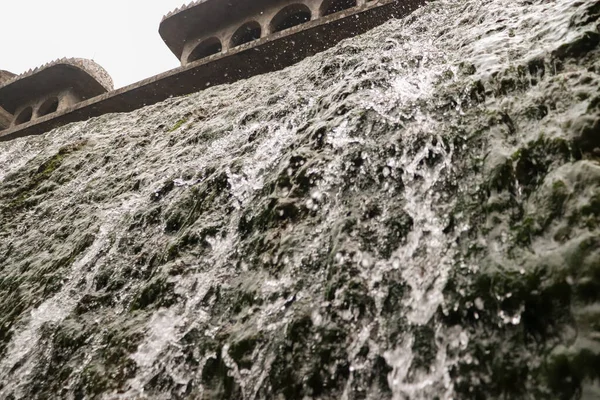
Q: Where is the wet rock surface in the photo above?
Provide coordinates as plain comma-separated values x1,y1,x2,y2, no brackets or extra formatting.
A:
0,0,599,398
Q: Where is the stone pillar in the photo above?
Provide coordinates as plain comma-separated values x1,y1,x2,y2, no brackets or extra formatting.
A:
0,106,12,130
305,0,322,19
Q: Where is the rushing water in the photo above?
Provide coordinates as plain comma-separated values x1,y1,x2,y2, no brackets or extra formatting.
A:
0,0,599,398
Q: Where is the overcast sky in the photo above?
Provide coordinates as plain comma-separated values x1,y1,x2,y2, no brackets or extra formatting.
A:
0,0,189,88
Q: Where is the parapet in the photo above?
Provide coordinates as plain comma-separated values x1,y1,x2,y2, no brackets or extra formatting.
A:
0,58,113,130
160,0,375,65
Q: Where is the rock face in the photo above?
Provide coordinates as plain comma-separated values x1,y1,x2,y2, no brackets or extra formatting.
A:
0,0,599,399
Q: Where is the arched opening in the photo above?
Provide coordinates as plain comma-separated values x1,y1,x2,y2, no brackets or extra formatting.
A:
320,0,357,16
15,107,33,125
230,21,262,48
187,37,223,64
271,4,312,33
38,97,60,117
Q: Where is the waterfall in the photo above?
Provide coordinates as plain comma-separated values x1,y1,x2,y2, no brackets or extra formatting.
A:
0,0,599,398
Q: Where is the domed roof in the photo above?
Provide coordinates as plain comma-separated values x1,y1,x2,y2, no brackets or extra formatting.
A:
0,58,113,114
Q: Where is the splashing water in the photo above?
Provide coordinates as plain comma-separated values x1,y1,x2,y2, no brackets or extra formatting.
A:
0,0,599,398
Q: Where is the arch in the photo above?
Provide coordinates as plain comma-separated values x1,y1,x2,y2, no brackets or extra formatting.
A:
270,4,312,33
15,107,33,125
230,21,262,48
187,37,223,64
320,0,357,16
38,97,60,117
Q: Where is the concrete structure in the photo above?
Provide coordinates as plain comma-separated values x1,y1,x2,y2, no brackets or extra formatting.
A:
0,107,11,131
0,70,15,130
0,70,15,85
160,0,369,66
0,59,112,131
0,0,426,142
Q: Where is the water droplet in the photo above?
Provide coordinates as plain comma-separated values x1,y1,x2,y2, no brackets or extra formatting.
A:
474,297,484,310
311,191,322,202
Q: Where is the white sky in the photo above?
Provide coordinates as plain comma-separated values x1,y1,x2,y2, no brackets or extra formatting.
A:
0,1,189,88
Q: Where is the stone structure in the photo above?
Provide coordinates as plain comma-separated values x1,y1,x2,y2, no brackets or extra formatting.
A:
0,70,15,85
0,108,11,131
0,59,113,130
0,0,426,141
160,0,370,65
0,70,16,130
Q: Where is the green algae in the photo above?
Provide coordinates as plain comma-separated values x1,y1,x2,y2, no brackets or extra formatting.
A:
169,118,188,132
0,140,87,218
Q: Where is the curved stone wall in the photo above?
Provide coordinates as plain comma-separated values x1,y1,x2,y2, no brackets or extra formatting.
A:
9,90,84,128
161,0,373,65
